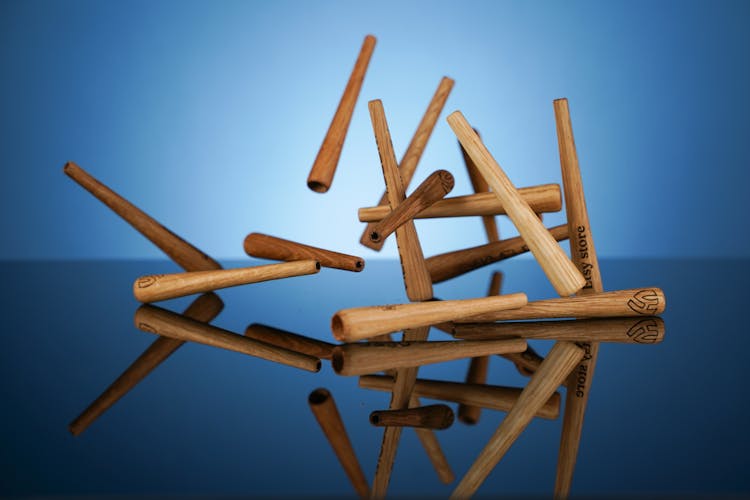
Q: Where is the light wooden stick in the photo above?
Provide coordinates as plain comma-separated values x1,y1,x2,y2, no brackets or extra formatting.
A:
451,342,584,498
331,293,527,342
359,375,560,420
447,111,586,296
243,233,364,272
134,305,321,372
307,35,376,193
134,260,320,302
426,225,569,284
331,338,527,376
365,169,454,247
459,129,499,241
245,323,335,360
63,161,221,272
410,394,455,484
308,388,370,498
69,293,223,436
371,405,454,430
360,77,454,250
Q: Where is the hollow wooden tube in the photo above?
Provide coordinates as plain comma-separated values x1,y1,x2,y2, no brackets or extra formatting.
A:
308,388,370,498
331,293,527,342
245,323,335,360
307,35,376,193
459,129,499,241
243,233,364,272
371,404,454,430
134,260,320,302
447,111,586,297
134,305,321,372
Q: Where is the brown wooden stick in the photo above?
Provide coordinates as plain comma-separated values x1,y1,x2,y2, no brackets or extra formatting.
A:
360,77,454,249
359,375,560,420
502,347,544,377
459,129,499,241
447,111,586,296
365,170,454,247
308,388,370,498
450,342,584,498
134,260,320,302
410,394,455,484
68,293,223,436
371,405,454,430
426,225,569,284
244,323,335,360
134,305,321,372
63,161,221,272
331,293,527,342
243,233,364,272
307,35,376,193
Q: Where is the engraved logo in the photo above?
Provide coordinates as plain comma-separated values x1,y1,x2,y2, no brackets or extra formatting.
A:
136,275,164,288
627,289,660,314
626,319,661,344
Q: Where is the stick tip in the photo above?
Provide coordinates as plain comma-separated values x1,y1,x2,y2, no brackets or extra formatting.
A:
331,348,344,374
354,259,365,271
307,180,330,193
308,387,331,405
62,161,78,175
330,314,345,341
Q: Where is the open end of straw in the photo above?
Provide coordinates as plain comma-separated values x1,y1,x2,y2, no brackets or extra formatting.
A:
370,414,380,425
315,261,321,270
308,388,330,405
355,260,364,270
369,231,381,243
307,181,329,193
331,350,344,373
330,315,344,340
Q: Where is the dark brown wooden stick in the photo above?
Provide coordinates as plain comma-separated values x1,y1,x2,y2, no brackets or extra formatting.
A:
244,323,335,360
243,233,364,272
459,129,499,241
371,405,454,430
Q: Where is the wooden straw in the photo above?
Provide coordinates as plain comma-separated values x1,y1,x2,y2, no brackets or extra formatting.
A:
243,233,364,272
450,342,585,498
69,293,223,436
359,375,560,420
134,259,320,302
63,161,221,272
447,111,586,296
331,338,527,376
134,305,321,372
370,405,454,430
364,169,454,247
502,347,544,377
410,394,455,484
308,388,370,498
244,323,335,360
360,77,454,250
426,225,569,284
307,35,376,193
331,293,527,342
459,129,499,241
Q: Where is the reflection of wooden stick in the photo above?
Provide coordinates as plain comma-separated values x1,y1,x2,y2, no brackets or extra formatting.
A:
459,129,499,241
308,388,370,498
365,170,454,247
411,394,455,484
332,338,526,376
360,77,454,250
359,375,560,420
134,260,320,302
244,323,335,359
307,35,376,193
451,342,584,498
69,293,223,436
426,225,569,284
243,233,364,272
63,162,221,272
371,405,454,430
134,305,321,372
447,111,586,297
502,347,544,377
331,294,527,342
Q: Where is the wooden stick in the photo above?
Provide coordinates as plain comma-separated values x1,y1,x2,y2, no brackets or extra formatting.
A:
307,35,376,193
371,404,454,430
450,342,584,498
134,305,321,372
359,375,560,420
365,169,454,247
63,161,221,272
410,394,455,484
447,111,586,296
308,388,370,498
134,260,320,302
243,233,364,272
331,293,527,342
459,129,499,241
360,77,454,250
68,293,223,436
331,338,527,376
502,347,544,377
244,323,335,360
426,225,569,284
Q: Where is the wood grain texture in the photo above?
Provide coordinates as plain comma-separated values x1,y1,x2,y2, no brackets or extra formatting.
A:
459,129,499,241
371,405,454,430
244,323,335,360
134,260,320,302
243,233,364,272
447,111,586,297
307,35,376,193
411,393,455,484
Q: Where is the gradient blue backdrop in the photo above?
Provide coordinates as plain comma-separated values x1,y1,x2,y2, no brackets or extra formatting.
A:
2,0,749,260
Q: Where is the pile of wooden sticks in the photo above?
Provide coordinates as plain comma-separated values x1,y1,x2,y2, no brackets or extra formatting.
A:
64,34,666,498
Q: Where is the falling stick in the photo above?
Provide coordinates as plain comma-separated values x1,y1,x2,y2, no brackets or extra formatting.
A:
447,111,586,296
308,388,370,498
68,293,223,436
410,394,455,484
134,305,321,372
370,404,454,430
426,225,569,284
364,169,455,247
450,342,585,498
360,77,454,249
63,162,221,272
134,260,320,302
307,35,376,193
331,293,527,342
244,323,335,360
243,233,364,272
459,129,499,241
